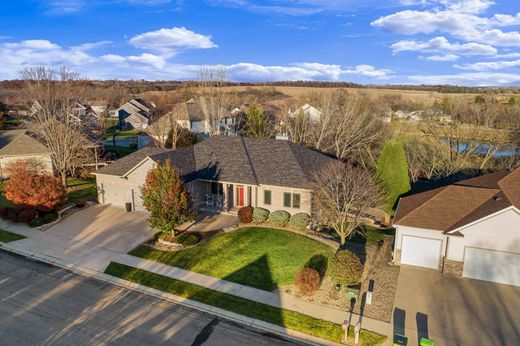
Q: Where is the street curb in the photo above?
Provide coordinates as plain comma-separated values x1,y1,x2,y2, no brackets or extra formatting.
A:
0,243,344,346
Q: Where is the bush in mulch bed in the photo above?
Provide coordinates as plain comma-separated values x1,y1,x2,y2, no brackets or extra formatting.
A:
295,267,321,296
28,213,59,228
238,206,253,223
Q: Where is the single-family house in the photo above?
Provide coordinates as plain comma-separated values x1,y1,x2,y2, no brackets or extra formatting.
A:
393,167,520,286
94,136,336,215
0,130,53,178
167,98,244,136
289,104,321,122
113,98,153,130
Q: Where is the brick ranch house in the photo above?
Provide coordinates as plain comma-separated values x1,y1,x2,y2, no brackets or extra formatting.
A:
393,166,520,286
93,136,337,216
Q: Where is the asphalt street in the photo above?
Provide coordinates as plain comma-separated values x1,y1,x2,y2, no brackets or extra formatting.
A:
0,250,300,346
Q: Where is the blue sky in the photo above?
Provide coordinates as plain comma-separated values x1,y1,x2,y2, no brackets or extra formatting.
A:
1,0,520,85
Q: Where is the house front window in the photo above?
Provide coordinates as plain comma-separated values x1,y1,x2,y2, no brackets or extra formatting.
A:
264,190,272,205
292,193,301,209
283,192,291,208
283,192,301,209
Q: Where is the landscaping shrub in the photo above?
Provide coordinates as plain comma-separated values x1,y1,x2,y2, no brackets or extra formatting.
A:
6,207,20,223
28,213,59,228
269,210,290,226
18,208,38,224
0,207,10,219
330,250,363,286
252,207,269,223
75,198,87,208
238,206,253,223
289,212,311,229
174,232,200,246
295,267,321,295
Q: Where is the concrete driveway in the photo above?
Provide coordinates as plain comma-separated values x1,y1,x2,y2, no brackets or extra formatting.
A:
393,265,520,345
47,204,153,253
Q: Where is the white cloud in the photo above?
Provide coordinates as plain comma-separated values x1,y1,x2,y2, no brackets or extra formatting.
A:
392,36,497,56
424,54,460,61
371,3,520,47
408,72,520,86
454,59,520,71
71,40,112,51
129,27,217,54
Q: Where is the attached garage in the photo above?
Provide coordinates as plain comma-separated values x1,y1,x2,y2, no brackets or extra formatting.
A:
401,235,442,269
463,247,520,286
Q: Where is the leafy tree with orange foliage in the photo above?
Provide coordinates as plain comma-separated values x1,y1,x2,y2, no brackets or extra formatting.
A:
4,160,66,211
140,160,193,235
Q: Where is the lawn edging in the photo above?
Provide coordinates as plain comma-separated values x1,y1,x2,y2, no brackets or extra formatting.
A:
105,262,387,346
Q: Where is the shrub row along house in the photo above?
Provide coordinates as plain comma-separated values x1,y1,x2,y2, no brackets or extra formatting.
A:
393,166,520,286
94,136,336,215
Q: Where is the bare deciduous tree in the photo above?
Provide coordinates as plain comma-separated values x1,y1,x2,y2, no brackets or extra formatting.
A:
312,161,382,245
198,66,232,136
19,66,96,186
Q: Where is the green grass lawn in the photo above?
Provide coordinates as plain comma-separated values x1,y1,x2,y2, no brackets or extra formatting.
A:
0,229,26,242
130,227,335,291
105,128,142,138
66,178,97,204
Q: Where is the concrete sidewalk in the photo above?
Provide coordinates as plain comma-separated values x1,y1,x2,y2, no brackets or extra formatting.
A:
0,216,391,341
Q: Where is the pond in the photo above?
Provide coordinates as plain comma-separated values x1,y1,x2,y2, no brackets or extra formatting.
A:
451,141,519,157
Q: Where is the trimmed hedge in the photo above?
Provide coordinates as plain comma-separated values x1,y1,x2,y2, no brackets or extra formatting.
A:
269,210,290,226
238,206,253,223
18,208,38,224
28,213,59,228
252,207,270,223
289,213,310,229
295,267,321,296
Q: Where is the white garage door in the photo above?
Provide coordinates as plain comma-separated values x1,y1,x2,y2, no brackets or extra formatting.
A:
463,247,520,286
132,189,145,212
401,235,442,269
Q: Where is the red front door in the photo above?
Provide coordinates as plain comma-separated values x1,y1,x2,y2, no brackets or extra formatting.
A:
237,186,245,206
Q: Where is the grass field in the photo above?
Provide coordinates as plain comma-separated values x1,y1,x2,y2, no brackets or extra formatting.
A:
103,145,136,158
130,227,334,291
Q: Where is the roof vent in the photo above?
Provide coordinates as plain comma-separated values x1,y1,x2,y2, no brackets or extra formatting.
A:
493,196,502,202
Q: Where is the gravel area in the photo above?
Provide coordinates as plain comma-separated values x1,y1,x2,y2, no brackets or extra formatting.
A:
353,235,400,322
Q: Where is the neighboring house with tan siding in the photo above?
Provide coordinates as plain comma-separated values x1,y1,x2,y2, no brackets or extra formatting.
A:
93,136,336,215
0,130,53,178
393,167,520,287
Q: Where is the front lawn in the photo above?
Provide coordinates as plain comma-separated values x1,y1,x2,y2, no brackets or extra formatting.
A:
0,229,26,242
130,227,334,291
104,145,136,158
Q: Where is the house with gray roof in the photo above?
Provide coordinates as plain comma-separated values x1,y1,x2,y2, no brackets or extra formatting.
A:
94,136,336,215
0,130,53,178
113,98,153,130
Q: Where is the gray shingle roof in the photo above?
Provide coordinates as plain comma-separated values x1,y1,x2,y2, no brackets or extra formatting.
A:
96,136,337,189
95,147,170,176
0,130,49,156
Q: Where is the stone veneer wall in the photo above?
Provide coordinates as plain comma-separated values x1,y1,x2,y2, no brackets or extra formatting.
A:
394,249,401,265
442,258,464,277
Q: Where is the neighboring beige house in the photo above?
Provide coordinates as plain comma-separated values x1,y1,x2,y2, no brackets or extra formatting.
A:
165,98,245,136
94,136,336,215
0,130,53,178
289,104,321,122
393,167,520,286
